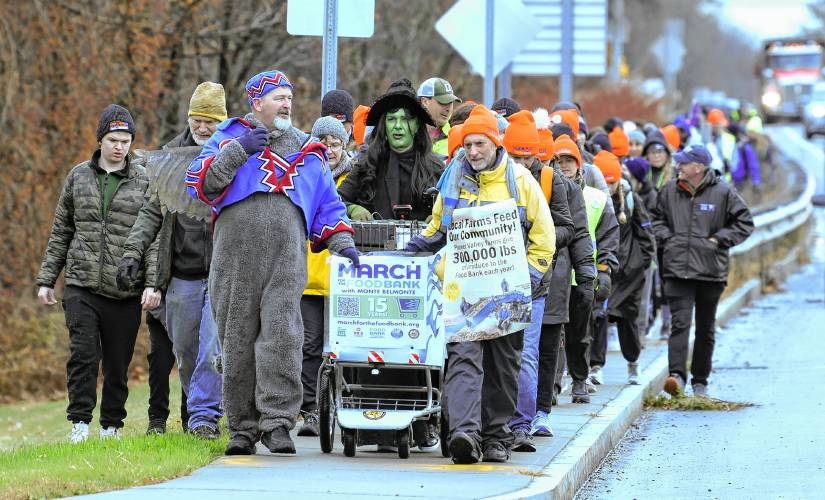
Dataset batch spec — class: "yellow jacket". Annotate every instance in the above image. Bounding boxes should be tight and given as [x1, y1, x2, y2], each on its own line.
[419, 151, 556, 274]
[304, 173, 348, 296]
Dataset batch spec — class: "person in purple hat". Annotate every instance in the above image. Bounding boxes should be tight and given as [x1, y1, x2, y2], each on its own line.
[651, 145, 753, 398]
[186, 69, 359, 456]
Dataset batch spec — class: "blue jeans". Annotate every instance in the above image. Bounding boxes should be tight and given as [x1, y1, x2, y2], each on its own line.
[166, 277, 223, 429]
[510, 297, 545, 431]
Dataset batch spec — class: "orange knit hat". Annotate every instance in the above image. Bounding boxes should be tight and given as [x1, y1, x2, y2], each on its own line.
[537, 128, 555, 162]
[550, 109, 580, 138]
[553, 135, 581, 167]
[352, 105, 370, 146]
[707, 108, 728, 126]
[503, 110, 540, 157]
[593, 150, 622, 183]
[447, 124, 463, 160]
[460, 105, 502, 148]
[609, 127, 630, 157]
[660, 124, 681, 151]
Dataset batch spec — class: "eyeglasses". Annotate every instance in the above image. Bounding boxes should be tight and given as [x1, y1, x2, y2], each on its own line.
[321, 139, 344, 151]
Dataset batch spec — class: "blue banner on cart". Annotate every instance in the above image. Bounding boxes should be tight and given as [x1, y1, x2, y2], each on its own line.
[328, 254, 445, 364]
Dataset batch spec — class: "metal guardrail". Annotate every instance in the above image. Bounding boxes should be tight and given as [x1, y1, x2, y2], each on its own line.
[731, 132, 816, 256]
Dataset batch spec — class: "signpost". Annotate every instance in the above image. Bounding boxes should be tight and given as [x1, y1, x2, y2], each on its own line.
[287, 0, 375, 99]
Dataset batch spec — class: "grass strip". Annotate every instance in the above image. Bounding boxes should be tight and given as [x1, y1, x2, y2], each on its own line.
[0, 432, 226, 499]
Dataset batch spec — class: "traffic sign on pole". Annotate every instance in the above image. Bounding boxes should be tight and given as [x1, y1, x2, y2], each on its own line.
[288, 0, 375, 101]
[511, 0, 607, 77]
[436, 0, 542, 83]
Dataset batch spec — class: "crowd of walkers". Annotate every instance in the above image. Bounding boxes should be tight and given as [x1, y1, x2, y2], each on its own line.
[35, 69, 754, 464]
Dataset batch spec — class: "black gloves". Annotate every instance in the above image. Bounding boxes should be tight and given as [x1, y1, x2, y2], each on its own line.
[116, 257, 141, 291]
[594, 270, 612, 303]
[575, 277, 595, 305]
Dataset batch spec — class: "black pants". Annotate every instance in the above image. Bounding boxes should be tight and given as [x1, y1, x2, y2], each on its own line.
[564, 285, 593, 382]
[444, 332, 523, 448]
[589, 311, 608, 368]
[300, 295, 325, 413]
[146, 311, 188, 427]
[536, 323, 563, 414]
[664, 279, 726, 385]
[63, 286, 141, 428]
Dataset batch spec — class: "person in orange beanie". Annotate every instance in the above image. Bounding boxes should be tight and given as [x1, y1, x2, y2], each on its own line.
[351, 105, 370, 147]
[554, 136, 619, 405]
[447, 124, 463, 161]
[591, 150, 655, 386]
[406, 104, 557, 464]
[502, 110, 576, 453]
[537, 129, 555, 166]
[503, 110, 540, 166]
[608, 128, 630, 158]
[550, 109, 580, 139]
[660, 124, 682, 152]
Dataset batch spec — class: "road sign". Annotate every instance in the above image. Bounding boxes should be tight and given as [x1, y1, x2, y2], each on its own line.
[651, 19, 686, 76]
[436, 0, 542, 78]
[287, 0, 375, 38]
[511, 0, 607, 76]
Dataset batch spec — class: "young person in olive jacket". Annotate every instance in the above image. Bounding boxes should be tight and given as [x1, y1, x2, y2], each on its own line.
[36, 105, 161, 443]
[651, 145, 753, 397]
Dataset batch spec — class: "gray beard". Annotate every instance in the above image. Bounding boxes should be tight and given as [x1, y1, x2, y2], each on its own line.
[192, 135, 208, 146]
[273, 116, 292, 131]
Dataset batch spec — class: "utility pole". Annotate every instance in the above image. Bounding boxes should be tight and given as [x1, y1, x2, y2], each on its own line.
[321, 0, 338, 99]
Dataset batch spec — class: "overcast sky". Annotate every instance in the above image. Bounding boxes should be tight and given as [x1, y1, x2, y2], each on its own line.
[711, 0, 822, 43]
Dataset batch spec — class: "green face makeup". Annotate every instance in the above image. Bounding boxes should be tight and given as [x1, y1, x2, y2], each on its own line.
[385, 108, 419, 153]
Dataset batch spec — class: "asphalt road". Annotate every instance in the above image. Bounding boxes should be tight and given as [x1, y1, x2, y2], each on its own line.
[576, 205, 825, 500]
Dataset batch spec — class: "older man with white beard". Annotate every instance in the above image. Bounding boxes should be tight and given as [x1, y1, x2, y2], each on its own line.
[118, 82, 228, 439]
[186, 69, 358, 456]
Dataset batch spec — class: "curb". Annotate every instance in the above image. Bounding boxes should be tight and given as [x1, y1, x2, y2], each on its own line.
[488, 277, 769, 500]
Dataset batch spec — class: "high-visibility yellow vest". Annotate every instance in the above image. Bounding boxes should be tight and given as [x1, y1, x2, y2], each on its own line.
[572, 185, 607, 285]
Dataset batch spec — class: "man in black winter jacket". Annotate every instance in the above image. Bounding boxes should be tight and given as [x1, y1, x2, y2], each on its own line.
[652, 145, 753, 397]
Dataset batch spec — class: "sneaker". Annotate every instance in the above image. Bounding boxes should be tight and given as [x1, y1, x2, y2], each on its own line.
[261, 427, 296, 454]
[586, 381, 598, 394]
[449, 432, 481, 464]
[70, 422, 89, 444]
[146, 419, 167, 435]
[100, 426, 121, 440]
[589, 366, 604, 385]
[659, 321, 671, 340]
[530, 411, 554, 437]
[692, 383, 709, 398]
[482, 441, 509, 463]
[571, 380, 591, 403]
[664, 373, 685, 397]
[297, 411, 319, 437]
[511, 429, 536, 452]
[225, 435, 256, 455]
[627, 362, 640, 385]
[191, 424, 220, 440]
[416, 424, 440, 451]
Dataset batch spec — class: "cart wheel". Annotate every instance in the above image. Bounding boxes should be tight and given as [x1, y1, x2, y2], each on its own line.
[318, 367, 335, 453]
[440, 408, 451, 458]
[342, 427, 356, 457]
[397, 427, 410, 459]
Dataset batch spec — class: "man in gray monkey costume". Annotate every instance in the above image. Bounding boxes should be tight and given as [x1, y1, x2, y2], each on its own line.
[186, 69, 359, 455]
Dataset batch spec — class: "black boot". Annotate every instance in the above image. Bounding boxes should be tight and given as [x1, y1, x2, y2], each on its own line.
[225, 435, 256, 456]
[261, 427, 296, 454]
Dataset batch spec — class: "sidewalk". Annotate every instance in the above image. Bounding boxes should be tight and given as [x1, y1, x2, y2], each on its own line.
[77, 328, 679, 500]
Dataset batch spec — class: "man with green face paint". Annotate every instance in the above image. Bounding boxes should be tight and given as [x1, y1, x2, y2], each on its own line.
[418, 77, 461, 157]
[339, 78, 444, 222]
